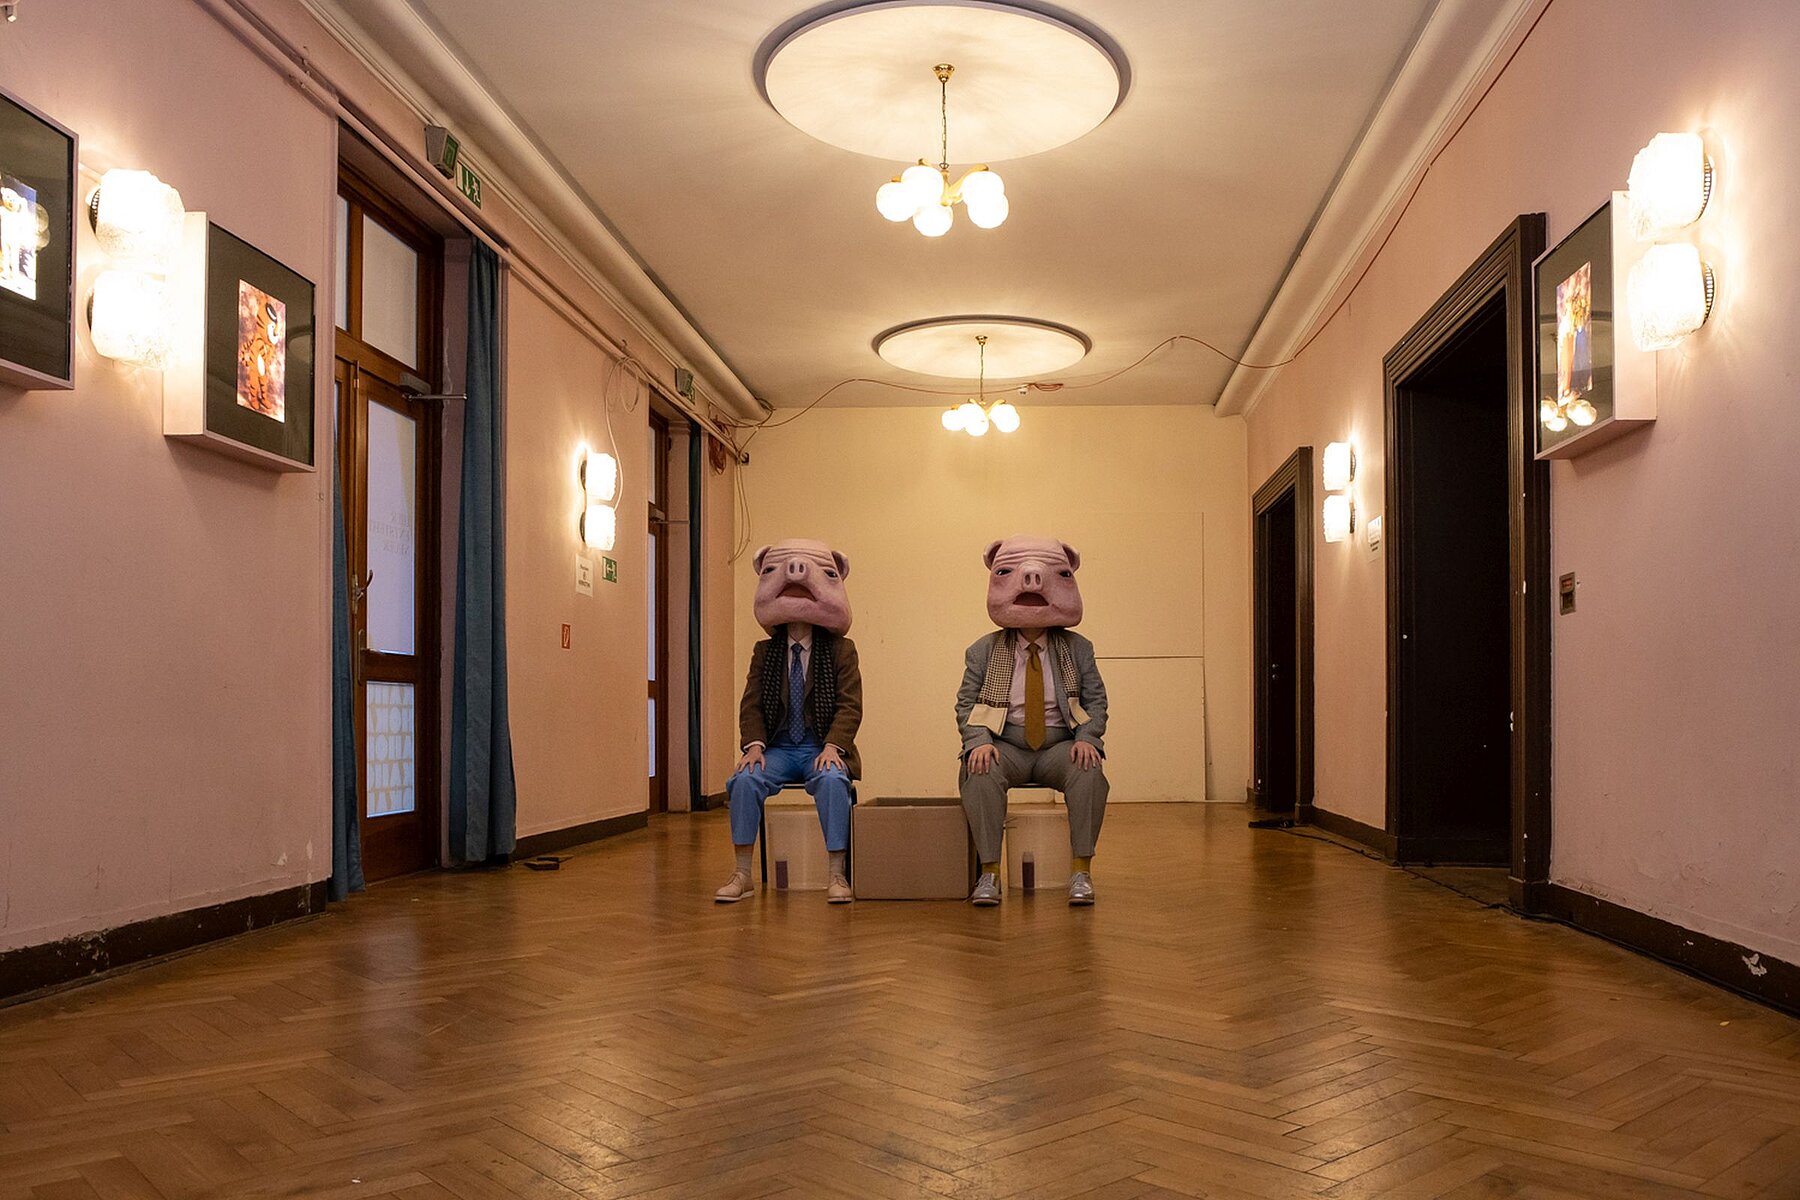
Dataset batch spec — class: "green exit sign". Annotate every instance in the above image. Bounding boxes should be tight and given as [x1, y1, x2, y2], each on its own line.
[602, 556, 618, 583]
[457, 163, 483, 208]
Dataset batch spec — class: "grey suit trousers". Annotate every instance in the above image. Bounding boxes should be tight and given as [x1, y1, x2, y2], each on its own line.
[960, 724, 1108, 864]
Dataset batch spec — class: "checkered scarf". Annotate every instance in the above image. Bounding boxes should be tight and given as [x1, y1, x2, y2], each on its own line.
[759, 630, 837, 743]
[976, 630, 1079, 712]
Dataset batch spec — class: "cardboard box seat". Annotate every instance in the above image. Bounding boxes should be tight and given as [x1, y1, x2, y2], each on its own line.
[851, 796, 979, 900]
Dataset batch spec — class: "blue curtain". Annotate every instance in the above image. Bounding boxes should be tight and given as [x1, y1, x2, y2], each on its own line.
[449, 242, 518, 863]
[330, 450, 365, 900]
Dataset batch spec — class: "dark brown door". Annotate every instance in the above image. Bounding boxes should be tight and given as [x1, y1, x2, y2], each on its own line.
[1252, 448, 1314, 822]
[646, 414, 671, 813]
[333, 165, 443, 881]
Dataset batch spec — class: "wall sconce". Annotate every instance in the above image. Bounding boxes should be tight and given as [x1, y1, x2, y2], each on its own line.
[1323, 493, 1355, 544]
[1322, 441, 1356, 492]
[578, 448, 619, 551]
[1626, 132, 1712, 242]
[581, 502, 616, 552]
[1628, 242, 1715, 351]
[87, 269, 174, 368]
[88, 169, 185, 271]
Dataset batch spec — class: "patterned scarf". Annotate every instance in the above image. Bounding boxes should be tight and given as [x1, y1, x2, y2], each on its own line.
[759, 629, 837, 744]
[976, 630, 1080, 713]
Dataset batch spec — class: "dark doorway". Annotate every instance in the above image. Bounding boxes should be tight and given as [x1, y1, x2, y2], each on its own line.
[1252, 448, 1314, 822]
[1383, 216, 1551, 886]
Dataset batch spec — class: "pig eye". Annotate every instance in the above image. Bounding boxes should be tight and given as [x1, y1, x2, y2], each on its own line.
[823, 569, 838, 579]
[1058, 570, 1073, 579]
[994, 567, 1013, 577]
[760, 565, 776, 574]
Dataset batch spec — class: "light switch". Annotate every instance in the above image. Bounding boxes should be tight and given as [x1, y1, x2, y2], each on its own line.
[1558, 572, 1577, 615]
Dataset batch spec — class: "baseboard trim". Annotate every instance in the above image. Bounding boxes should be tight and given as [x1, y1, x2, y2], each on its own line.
[1305, 805, 1398, 858]
[695, 791, 727, 812]
[1536, 883, 1797, 1017]
[1392, 834, 1511, 867]
[0, 880, 328, 1006]
[511, 810, 649, 860]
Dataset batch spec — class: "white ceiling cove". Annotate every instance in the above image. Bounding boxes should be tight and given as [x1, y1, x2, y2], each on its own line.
[358, 0, 1441, 407]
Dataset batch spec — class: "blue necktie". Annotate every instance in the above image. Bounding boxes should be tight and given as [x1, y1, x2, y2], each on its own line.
[787, 643, 807, 743]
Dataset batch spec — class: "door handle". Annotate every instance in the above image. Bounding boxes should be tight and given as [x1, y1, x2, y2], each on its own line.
[351, 569, 373, 606]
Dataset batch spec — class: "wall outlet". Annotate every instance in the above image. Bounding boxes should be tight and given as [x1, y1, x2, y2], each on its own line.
[1559, 573, 1577, 614]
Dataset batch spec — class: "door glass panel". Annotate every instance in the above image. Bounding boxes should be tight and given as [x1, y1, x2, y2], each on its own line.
[648, 698, 657, 778]
[647, 424, 660, 507]
[647, 531, 658, 681]
[361, 214, 419, 367]
[334, 196, 349, 331]
[366, 681, 417, 816]
[365, 401, 417, 654]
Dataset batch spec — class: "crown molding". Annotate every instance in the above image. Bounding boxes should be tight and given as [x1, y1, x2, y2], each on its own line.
[296, 0, 768, 420]
[1216, 0, 1553, 418]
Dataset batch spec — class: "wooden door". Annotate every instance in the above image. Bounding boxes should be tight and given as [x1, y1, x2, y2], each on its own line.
[646, 414, 671, 813]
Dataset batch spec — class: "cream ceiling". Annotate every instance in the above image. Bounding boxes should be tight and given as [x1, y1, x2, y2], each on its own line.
[361, 0, 1440, 407]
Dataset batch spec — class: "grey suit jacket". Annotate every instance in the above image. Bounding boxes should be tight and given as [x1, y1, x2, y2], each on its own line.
[955, 629, 1108, 755]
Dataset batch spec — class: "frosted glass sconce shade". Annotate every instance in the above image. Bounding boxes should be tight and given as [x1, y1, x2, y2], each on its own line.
[582, 450, 618, 504]
[1628, 242, 1715, 351]
[1323, 494, 1355, 544]
[1322, 441, 1356, 492]
[1627, 133, 1712, 242]
[90, 169, 185, 271]
[88, 269, 174, 368]
[582, 502, 616, 551]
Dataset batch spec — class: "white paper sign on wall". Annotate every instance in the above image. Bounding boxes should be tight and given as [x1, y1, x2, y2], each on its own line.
[576, 555, 595, 596]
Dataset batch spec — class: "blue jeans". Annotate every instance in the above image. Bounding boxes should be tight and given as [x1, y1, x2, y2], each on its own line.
[728, 742, 852, 852]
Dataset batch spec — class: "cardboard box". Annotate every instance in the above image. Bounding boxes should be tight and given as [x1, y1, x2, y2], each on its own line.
[1005, 802, 1071, 891]
[852, 796, 979, 900]
[764, 791, 827, 890]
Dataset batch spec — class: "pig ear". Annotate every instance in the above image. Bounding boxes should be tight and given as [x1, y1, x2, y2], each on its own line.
[751, 545, 773, 573]
[1061, 543, 1082, 572]
[982, 540, 1004, 569]
[831, 551, 850, 580]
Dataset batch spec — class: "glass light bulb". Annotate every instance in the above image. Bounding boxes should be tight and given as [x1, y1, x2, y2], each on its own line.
[1322, 441, 1356, 491]
[988, 401, 1020, 432]
[88, 269, 174, 368]
[582, 502, 617, 551]
[1322, 494, 1353, 543]
[901, 163, 943, 209]
[958, 401, 987, 435]
[941, 406, 965, 431]
[965, 193, 1009, 230]
[913, 203, 953, 237]
[1544, 410, 1569, 433]
[1627, 132, 1710, 241]
[1540, 398, 1559, 426]
[1629, 242, 1713, 351]
[875, 179, 916, 222]
[960, 168, 1004, 205]
[584, 450, 618, 503]
[91, 169, 185, 271]
[1569, 398, 1598, 427]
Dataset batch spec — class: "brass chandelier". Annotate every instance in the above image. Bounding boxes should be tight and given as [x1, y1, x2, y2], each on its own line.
[875, 65, 1009, 237]
[941, 336, 1020, 435]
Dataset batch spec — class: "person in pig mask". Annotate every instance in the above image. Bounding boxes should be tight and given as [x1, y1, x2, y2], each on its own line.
[955, 535, 1108, 906]
[715, 538, 863, 904]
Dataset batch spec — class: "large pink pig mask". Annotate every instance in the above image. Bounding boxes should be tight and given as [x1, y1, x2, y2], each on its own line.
[752, 539, 852, 636]
[985, 536, 1084, 629]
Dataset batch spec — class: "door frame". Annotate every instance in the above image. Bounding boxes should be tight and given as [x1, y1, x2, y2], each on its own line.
[647, 411, 672, 814]
[1381, 214, 1551, 903]
[1252, 447, 1315, 820]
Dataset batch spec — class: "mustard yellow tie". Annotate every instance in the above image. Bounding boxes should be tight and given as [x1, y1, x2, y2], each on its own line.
[1025, 641, 1046, 750]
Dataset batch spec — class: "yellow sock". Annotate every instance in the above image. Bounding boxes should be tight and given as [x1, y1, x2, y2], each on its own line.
[1072, 855, 1092, 874]
[981, 861, 1000, 876]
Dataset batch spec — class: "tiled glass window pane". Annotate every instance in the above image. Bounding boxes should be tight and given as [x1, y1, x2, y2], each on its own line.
[361, 214, 419, 367]
[366, 682, 417, 817]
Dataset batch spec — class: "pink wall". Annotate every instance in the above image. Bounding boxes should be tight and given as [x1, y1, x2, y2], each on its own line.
[1245, 0, 1800, 962]
[0, 0, 336, 950]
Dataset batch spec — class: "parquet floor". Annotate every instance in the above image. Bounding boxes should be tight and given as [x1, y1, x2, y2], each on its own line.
[2, 805, 1798, 1199]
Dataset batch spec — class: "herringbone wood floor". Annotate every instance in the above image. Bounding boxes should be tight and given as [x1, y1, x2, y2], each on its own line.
[2, 805, 1798, 1199]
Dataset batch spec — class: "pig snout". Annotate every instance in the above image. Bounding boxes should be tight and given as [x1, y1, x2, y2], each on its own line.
[785, 558, 808, 580]
[1021, 566, 1044, 591]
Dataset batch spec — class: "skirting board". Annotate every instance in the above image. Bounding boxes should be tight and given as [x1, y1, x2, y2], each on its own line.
[511, 810, 649, 860]
[1536, 883, 1797, 1018]
[696, 791, 728, 812]
[1305, 805, 1399, 859]
[0, 880, 328, 1007]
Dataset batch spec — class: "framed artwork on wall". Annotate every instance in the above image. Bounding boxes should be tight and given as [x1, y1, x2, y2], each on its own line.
[1533, 194, 1655, 459]
[0, 86, 78, 390]
[166, 213, 317, 471]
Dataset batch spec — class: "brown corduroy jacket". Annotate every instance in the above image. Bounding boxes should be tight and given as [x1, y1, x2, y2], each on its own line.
[738, 635, 863, 779]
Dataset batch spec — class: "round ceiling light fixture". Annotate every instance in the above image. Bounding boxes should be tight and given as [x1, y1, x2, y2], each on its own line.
[760, 2, 1126, 236]
[874, 315, 1090, 380]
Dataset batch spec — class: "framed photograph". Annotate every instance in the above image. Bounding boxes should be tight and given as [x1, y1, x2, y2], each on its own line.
[166, 214, 316, 471]
[0, 86, 78, 390]
[1533, 194, 1655, 459]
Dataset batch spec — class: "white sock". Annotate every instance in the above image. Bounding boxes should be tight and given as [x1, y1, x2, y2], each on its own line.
[735, 846, 753, 876]
[828, 850, 847, 879]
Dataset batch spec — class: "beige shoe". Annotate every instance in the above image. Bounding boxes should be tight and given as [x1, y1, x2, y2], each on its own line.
[714, 871, 754, 903]
[826, 875, 853, 904]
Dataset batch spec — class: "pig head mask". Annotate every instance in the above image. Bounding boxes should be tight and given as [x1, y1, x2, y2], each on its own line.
[752, 539, 852, 635]
[985, 535, 1083, 629]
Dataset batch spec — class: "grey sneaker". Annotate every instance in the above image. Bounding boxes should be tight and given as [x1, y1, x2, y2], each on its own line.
[1068, 871, 1095, 906]
[970, 872, 1002, 906]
